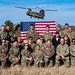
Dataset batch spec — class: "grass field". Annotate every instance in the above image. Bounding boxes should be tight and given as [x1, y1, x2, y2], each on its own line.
[0, 65, 75, 75]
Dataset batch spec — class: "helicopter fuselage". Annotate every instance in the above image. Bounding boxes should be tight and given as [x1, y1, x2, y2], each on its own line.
[26, 9, 44, 19]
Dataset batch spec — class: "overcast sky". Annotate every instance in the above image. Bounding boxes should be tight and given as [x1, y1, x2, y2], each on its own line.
[0, 0, 75, 26]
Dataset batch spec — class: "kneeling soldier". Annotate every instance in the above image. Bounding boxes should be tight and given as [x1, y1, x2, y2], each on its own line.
[21, 40, 33, 67]
[70, 38, 75, 66]
[41, 39, 55, 67]
[56, 38, 70, 68]
[0, 39, 8, 67]
[9, 40, 20, 66]
[32, 44, 44, 67]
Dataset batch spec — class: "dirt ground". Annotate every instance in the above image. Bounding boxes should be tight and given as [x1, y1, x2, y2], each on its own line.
[0, 65, 75, 75]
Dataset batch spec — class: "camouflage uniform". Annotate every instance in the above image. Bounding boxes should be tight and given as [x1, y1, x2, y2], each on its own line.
[36, 42, 45, 50]
[0, 45, 8, 67]
[32, 50, 44, 67]
[42, 44, 55, 67]
[15, 30, 21, 38]
[9, 46, 20, 66]
[57, 24, 63, 37]
[28, 43, 36, 52]
[21, 49, 33, 67]
[62, 29, 68, 37]
[70, 45, 75, 66]
[17, 41, 24, 52]
[58, 30, 63, 37]
[42, 32, 52, 41]
[5, 30, 13, 42]
[56, 44, 70, 67]
[0, 31, 7, 40]
[67, 31, 75, 42]
[26, 30, 38, 43]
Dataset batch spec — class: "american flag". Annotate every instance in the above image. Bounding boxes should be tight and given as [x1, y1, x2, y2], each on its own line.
[20, 21, 56, 40]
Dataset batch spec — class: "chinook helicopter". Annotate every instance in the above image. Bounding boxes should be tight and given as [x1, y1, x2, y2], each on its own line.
[15, 6, 57, 19]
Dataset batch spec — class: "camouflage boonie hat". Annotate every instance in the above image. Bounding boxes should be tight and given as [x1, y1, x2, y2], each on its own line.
[23, 40, 28, 44]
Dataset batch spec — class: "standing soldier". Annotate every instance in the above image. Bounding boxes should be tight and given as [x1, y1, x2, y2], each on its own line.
[21, 40, 33, 67]
[0, 25, 7, 43]
[5, 25, 13, 42]
[62, 23, 69, 37]
[56, 38, 70, 68]
[9, 41, 20, 66]
[57, 24, 63, 37]
[26, 24, 38, 43]
[0, 39, 8, 67]
[70, 38, 75, 66]
[41, 39, 55, 67]
[14, 24, 21, 38]
[67, 27, 75, 42]
[52, 31, 61, 49]
[32, 44, 44, 67]
[42, 25, 52, 42]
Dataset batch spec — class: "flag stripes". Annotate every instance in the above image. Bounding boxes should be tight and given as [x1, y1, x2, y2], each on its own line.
[20, 21, 56, 40]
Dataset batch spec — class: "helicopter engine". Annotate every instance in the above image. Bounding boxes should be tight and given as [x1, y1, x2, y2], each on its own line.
[39, 10, 45, 17]
[26, 9, 32, 15]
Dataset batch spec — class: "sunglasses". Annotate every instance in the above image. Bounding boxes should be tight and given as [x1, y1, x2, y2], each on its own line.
[24, 44, 28, 46]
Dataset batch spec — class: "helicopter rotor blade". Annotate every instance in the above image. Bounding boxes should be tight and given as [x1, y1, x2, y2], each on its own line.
[36, 6, 42, 9]
[45, 9, 58, 11]
[15, 6, 28, 9]
[36, 6, 58, 11]
[15, 6, 36, 9]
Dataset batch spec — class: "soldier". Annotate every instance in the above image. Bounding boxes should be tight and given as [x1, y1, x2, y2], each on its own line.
[62, 23, 69, 37]
[26, 24, 38, 43]
[14, 24, 21, 38]
[57, 24, 63, 37]
[0, 25, 7, 42]
[9, 40, 20, 66]
[70, 38, 75, 66]
[52, 31, 61, 49]
[27, 36, 35, 52]
[21, 40, 33, 67]
[67, 27, 75, 42]
[42, 25, 52, 42]
[5, 25, 13, 42]
[41, 39, 55, 67]
[36, 36, 45, 49]
[32, 44, 44, 67]
[56, 38, 70, 68]
[17, 36, 24, 52]
[64, 35, 70, 46]
[0, 39, 8, 67]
